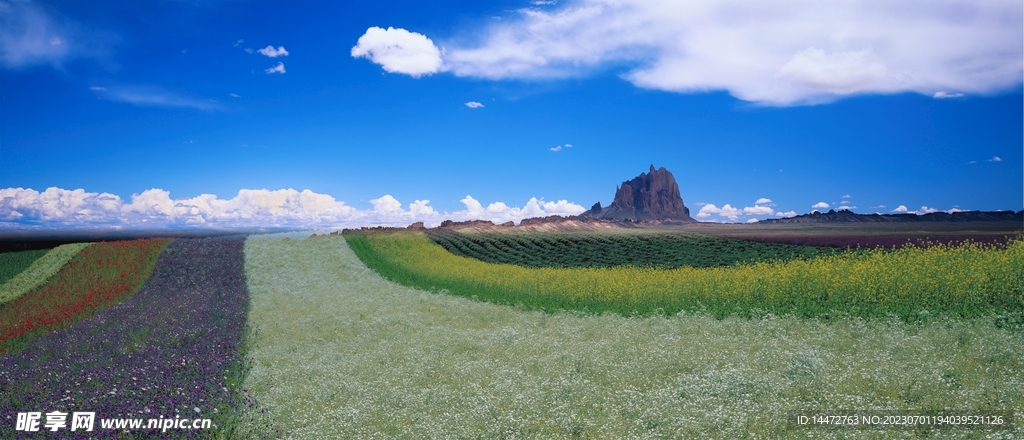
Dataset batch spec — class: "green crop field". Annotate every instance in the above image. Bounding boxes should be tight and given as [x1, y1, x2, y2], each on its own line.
[425, 229, 849, 268]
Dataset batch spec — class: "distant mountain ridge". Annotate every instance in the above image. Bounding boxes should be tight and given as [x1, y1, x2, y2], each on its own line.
[758, 209, 1024, 224]
[579, 165, 694, 223]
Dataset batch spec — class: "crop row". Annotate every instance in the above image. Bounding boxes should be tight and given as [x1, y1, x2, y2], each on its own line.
[0, 239, 168, 354]
[348, 230, 1024, 321]
[425, 229, 847, 269]
[0, 237, 259, 439]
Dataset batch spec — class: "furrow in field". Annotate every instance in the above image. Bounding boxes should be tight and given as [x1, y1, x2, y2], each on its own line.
[243, 234, 1024, 439]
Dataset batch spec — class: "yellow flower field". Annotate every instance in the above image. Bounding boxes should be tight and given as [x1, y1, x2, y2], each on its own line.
[347, 231, 1024, 320]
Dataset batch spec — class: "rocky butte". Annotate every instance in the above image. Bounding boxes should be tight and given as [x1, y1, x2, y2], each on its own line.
[579, 165, 694, 223]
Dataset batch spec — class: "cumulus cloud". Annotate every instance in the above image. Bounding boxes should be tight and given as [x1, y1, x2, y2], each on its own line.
[775, 210, 797, 218]
[550, 145, 562, 152]
[351, 26, 442, 77]
[988, 156, 1002, 162]
[265, 62, 286, 74]
[889, 205, 940, 215]
[434, 0, 1022, 105]
[745, 218, 759, 223]
[465, 101, 484, 108]
[257, 45, 289, 57]
[742, 205, 774, 215]
[754, 198, 772, 205]
[696, 203, 742, 221]
[842, 194, 851, 199]
[0, 187, 587, 230]
[837, 205, 856, 211]
[933, 91, 964, 99]
[811, 202, 830, 209]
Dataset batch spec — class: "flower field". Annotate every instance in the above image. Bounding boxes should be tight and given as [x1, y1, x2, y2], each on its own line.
[346, 230, 1024, 321]
[0, 231, 1021, 438]
[0, 237, 257, 439]
[0, 240, 168, 354]
[243, 233, 1024, 438]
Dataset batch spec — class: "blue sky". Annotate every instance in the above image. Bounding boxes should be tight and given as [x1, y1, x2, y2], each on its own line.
[1, 0, 1021, 231]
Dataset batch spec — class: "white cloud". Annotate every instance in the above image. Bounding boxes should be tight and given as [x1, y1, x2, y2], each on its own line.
[933, 91, 964, 99]
[696, 203, 742, 221]
[433, 0, 1022, 105]
[351, 26, 442, 77]
[233, 39, 244, 47]
[95, 85, 221, 111]
[257, 45, 289, 57]
[465, 101, 484, 108]
[871, 205, 886, 209]
[230, 93, 240, 98]
[265, 62, 286, 74]
[988, 156, 1002, 162]
[564, 143, 573, 147]
[811, 202, 830, 209]
[775, 211, 797, 218]
[754, 198, 772, 205]
[892, 204, 962, 214]
[745, 218, 759, 223]
[1, 187, 587, 230]
[88, 86, 106, 91]
[550, 145, 562, 152]
[532, 0, 558, 4]
[0, 1, 72, 68]
[837, 205, 856, 211]
[408, 199, 436, 216]
[742, 205, 774, 215]
[370, 195, 404, 214]
[842, 194, 851, 199]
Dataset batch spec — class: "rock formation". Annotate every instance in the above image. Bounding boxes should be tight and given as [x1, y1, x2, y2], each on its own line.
[579, 165, 693, 222]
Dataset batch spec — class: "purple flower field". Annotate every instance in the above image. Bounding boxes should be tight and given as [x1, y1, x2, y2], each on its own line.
[0, 237, 255, 439]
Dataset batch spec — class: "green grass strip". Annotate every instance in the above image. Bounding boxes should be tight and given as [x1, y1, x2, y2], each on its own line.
[345, 230, 1024, 322]
[0, 243, 91, 305]
[0, 249, 49, 284]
